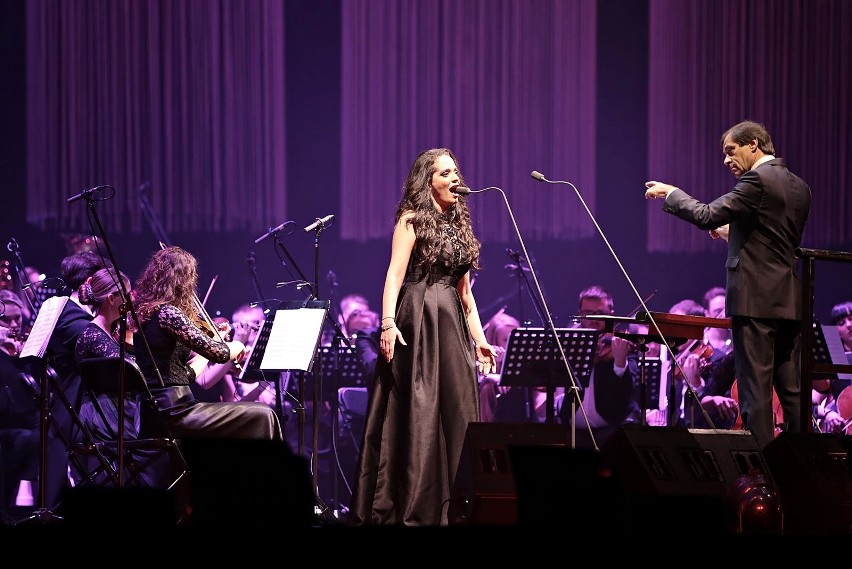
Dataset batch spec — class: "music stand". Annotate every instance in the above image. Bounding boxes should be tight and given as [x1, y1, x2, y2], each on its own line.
[249, 300, 327, 513]
[17, 296, 116, 524]
[812, 320, 852, 381]
[636, 357, 662, 411]
[303, 346, 366, 400]
[500, 327, 599, 423]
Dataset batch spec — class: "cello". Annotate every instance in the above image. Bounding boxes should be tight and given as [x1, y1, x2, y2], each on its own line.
[729, 379, 784, 436]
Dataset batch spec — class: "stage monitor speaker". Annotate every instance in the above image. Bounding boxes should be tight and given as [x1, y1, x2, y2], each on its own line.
[448, 422, 569, 525]
[180, 437, 315, 527]
[762, 432, 852, 535]
[508, 443, 623, 531]
[601, 425, 766, 535]
[688, 428, 772, 485]
[63, 486, 179, 528]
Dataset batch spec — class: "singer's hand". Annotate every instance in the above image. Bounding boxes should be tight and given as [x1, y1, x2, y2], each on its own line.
[381, 326, 406, 362]
[475, 342, 498, 376]
[644, 180, 678, 200]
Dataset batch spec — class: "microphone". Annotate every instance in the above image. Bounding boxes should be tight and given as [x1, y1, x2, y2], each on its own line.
[505, 247, 523, 261]
[530, 171, 547, 182]
[450, 186, 471, 195]
[67, 185, 107, 204]
[254, 221, 295, 244]
[303, 214, 335, 232]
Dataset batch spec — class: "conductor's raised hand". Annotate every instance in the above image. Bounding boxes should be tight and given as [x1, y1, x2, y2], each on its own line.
[644, 180, 678, 200]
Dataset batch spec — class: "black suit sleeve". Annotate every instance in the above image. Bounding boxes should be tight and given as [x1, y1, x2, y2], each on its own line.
[354, 327, 381, 391]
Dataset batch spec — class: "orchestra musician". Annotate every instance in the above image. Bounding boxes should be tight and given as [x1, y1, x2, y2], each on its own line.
[647, 299, 739, 429]
[555, 285, 640, 447]
[812, 301, 852, 434]
[0, 290, 67, 514]
[131, 246, 282, 441]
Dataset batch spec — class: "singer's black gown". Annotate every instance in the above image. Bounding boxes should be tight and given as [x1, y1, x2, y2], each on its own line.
[349, 229, 480, 526]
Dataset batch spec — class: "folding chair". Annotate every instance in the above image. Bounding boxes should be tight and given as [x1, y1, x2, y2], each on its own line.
[69, 357, 188, 492]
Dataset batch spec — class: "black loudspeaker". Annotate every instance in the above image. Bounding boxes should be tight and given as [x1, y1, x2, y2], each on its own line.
[448, 422, 569, 525]
[762, 432, 852, 535]
[63, 486, 179, 528]
[508, 443, 622, 531]
[602, 425, 770, 535]
[179, 437, 315, 527]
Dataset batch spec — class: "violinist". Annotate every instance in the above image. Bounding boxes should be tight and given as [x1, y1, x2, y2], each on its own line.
[0, 289, 67, 514]
[191, 304, 268, 404]
[132, 246, 282, 441]
[555, 285, 641, 446]
[651, 299, 740, 429]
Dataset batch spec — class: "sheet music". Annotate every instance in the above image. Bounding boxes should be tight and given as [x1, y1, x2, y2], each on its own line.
[259, 307, 325, 371]
[19, 295, 69, 359]
[820, 325, 852, 380]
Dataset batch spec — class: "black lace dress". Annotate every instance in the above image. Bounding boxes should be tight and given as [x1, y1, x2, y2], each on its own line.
[74, 323, 175, 487]
[75, 323, 142, 443]
[350, 219, 480, 526]
[133, 304, 282, 440]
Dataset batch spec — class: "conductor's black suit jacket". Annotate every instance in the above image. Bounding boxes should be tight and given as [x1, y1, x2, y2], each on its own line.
[663, 158, 811, 320]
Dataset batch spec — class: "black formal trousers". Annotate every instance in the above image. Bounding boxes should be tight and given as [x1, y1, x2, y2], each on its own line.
[732, 315, 801, 449]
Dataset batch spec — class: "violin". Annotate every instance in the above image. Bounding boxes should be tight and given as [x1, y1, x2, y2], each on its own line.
[595, 333, 614, 363]
[595, 333, 638, 364]
[673, 340, 714, 379]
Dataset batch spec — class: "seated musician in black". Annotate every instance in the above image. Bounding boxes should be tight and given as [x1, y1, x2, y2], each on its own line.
[73, 267, 175, 488]
[556, 285, 640, 447]
[0, 290, 67, 514]
[131, 246, 282, 441]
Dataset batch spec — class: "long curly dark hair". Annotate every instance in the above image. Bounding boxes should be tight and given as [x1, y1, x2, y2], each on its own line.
[134, 246, 199, 323]
[395, 148, 481, 271]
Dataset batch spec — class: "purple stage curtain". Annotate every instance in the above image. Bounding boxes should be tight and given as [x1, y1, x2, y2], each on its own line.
[646, 0, 852, 252]
[26, 0, 287, 234]
[340, 0, 598, 242]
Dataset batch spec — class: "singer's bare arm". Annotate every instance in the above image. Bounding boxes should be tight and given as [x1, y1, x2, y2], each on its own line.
[380, 212, 414, 361]
[457, 273, 497, 376]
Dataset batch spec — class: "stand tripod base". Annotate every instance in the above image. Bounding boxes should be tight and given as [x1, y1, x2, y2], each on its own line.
[14, 507, 64, 526]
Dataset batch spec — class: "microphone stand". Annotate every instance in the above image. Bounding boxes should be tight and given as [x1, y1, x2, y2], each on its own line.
[6, 239, 39, 318]
[138, 181, 172, 247]
[305, 221, 351, 522]
[246, 252, 267, 308]
[530, 172, 717, 431]
[455, 187, 594, 450]
[505, 249, 548, 422]
[269, 229, 347, 522]
[75, 188, 135, 487]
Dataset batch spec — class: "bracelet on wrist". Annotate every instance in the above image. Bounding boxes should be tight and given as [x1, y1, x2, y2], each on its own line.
[381, 316, 395, 321]
[381, 322, 396, 332]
